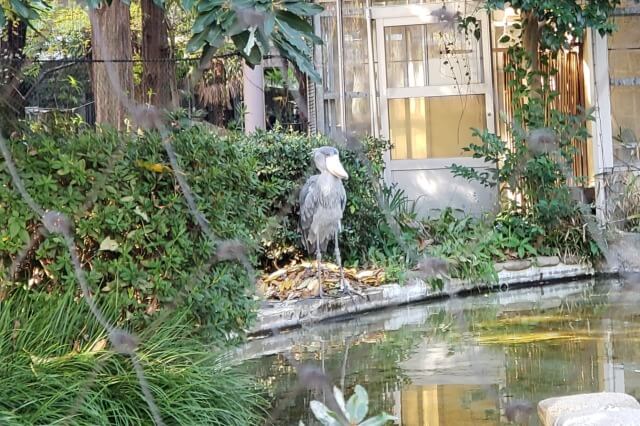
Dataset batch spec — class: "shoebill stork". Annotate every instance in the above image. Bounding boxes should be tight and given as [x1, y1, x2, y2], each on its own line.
[299, 146, 350, 298]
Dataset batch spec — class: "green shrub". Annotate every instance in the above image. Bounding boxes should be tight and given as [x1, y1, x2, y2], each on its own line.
[0, 126, 265, 339]
[0, 288, 266, 425]
[423, 209, 499, 283]
[1, 126, 405, 338]
[449, 34, 601, 264]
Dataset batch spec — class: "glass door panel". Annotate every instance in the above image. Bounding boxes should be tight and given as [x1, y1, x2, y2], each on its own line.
[426, 23, 484, 86]
[389, 94, 487, 160]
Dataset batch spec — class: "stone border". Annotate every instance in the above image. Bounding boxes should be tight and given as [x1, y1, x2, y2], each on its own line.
[249, 261, 594, 335]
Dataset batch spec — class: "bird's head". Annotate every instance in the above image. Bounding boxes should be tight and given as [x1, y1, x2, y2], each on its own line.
[312, 146, 349, 180]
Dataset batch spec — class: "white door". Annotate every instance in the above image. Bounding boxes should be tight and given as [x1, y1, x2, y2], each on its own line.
[373, 3, 497, 216]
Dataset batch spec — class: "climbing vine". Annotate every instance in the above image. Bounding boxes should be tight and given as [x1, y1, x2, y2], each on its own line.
[448, 1, 632, 259]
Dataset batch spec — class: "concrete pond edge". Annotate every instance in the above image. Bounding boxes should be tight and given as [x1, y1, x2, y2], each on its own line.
[249, 259, 596, 336]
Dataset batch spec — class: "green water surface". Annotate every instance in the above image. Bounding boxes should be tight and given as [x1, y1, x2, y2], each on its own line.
[241, 276, 640, 425]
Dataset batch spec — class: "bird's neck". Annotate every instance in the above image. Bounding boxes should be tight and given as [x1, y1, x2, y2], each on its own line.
[319, 170, 339, 181]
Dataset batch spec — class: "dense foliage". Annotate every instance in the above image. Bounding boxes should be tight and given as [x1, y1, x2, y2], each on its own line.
[450, 3, 605, 270]
[0, 288, 266, 425]
[0, 124, 403, 338]
[185, 0, 322, 81]
[1, 126, 264, 339]
[482, 0, 630, 51]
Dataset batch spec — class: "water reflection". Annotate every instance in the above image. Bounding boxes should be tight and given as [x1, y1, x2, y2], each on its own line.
[240, 277, 640, 425]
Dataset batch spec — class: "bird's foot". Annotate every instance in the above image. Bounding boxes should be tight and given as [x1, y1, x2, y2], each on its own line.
[316, 284, 324, 299]
[340, 279, 365, 299]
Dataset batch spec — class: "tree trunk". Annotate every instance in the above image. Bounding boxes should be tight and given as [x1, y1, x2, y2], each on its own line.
[141, 0, 177, 109]
[89, 0, 134, 130]
[0, 19, 28, 136]
[522, 11, 542, 97]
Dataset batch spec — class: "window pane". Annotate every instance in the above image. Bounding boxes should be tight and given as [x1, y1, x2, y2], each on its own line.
[426, 23, 484, 86]
[343, 0, 371, 136]
[385, 26, 407, 62]
[387, 62, 407, 87]
[385, 25, 428, 88]
[608, 15, 640, 166]
[407, 61, 425, 87]
[389, 95, 486, 159]
[385, 22, 483, 88]
[406, 25, 425, 61]
[320, 4, 338, 92]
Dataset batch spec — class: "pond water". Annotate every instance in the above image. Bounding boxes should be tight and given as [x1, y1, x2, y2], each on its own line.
[239, 276, 640, 425]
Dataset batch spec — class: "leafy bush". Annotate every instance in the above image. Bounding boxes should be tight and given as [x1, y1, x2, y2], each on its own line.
[1, 126, 404, 338]
[422, 206, 598, 284]
[0, 288, 266, 425]
[1, 126, 265, 339]
[450, 25, 601, 264]
[423, 209, 500, 283]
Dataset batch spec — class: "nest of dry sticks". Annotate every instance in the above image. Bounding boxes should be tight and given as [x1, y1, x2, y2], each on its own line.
[257, 261, 385, 301]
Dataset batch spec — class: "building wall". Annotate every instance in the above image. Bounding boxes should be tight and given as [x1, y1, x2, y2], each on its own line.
[608, 9, 640, 168]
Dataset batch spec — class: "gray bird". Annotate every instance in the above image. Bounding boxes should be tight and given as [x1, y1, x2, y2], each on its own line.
[299, 146, 349, 298]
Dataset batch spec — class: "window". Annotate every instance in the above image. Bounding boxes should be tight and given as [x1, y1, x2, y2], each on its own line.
[389, 94, 486, 160]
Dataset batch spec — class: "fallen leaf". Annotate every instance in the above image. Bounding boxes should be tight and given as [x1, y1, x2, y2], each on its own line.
[99, 237, 120, 252]
[134, 206, 149, 222]
[135, 160, 172, 174]
[266, 269, 287, 282]
[89, 339, 107, 353]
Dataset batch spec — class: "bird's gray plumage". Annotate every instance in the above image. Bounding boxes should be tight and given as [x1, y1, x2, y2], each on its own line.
[299, 148, 347, 254]
[298, 146, 349, 297]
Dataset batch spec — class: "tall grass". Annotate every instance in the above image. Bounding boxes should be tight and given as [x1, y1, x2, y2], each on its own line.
[0, 288, 266, 425]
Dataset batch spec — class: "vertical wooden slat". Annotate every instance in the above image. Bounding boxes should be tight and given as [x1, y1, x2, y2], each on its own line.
[501, 47, 590, 186]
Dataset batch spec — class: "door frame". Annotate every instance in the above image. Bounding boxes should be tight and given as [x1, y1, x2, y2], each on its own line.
[372, 3, 495, 183]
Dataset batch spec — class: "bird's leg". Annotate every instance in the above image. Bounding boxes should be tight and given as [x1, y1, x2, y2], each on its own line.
[316, 239, 323, 299]
[334, 231, 348, 295]
[335, 231, 365, 299]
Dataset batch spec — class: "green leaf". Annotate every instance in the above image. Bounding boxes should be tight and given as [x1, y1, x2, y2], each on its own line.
[10, 0, 34, 19]
[274, 36, 320, 81]
[359, 413, 398, 426]
[332, 387, 347, 417]
[196, 0, 223, 12]
[498, 34, 511, 44]
[276, 10, 315, 35]
[205, 26, 224, 47]
[283, 0, 323, 16]
[9, 221, 21, 238]
[243, 28, 258, 56]
[309, 401, 341, 426]
[232, 0, 255, 9]
[255, 26, 270, 51]
[346, 385, 368, 423]
[263, 12, 275, 36]
[187, 29, 209, 52]
[232, 31, 262, 64]
[193, 11, 216, 34]
[0, 7, 6, 28]
[19, 229, 30, 244]
[275, 20, 311, 55]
